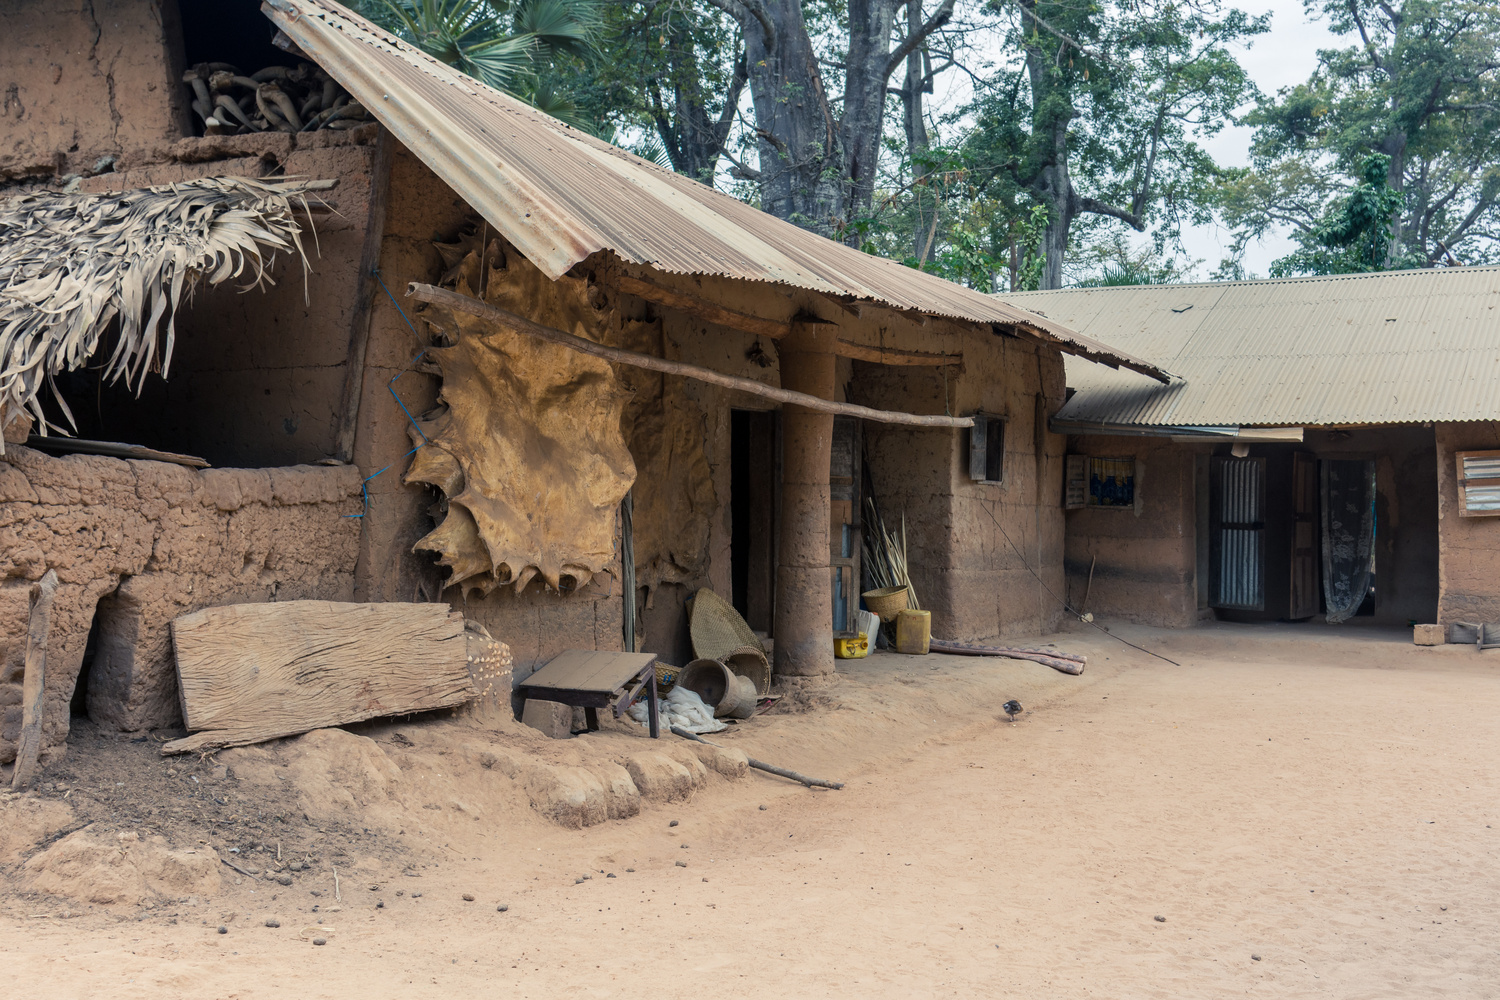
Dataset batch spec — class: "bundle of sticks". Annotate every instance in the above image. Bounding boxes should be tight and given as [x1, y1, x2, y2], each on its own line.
[863, 497, 920, 610]
[183, 62, 368, 136]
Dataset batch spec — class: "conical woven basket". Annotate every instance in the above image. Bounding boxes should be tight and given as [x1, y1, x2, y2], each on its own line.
[689, 588, 772, 694]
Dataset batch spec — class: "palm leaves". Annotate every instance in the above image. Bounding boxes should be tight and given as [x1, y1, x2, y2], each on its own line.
[0, 177, 321, 441]
[358, 0, 600, 127]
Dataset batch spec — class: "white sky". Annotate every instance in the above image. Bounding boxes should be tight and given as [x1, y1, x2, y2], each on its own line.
[1178, 0, 1342, 278]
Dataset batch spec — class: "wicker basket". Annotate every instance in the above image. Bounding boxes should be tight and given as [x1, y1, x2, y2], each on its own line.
[724, 645, 772, 695]
[654, 661, 679, 692]
[862, 585, 910, 619]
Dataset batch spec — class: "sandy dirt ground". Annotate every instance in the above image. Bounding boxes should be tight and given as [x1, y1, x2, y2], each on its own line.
[3, 621, 1498, 999]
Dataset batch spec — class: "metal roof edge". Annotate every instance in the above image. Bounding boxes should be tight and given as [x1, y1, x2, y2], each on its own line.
[263, 0, 1174, 383]
[1000, 264, 1500, 297]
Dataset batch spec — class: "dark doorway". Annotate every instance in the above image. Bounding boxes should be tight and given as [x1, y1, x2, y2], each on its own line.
[730, 410, 777, 633]
[176, 0, 289, 84]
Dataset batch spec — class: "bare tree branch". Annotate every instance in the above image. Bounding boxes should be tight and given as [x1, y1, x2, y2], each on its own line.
[703, 0, 775, 49]
[883, 0, 956, 81]
[1077, 196, 1146, 231]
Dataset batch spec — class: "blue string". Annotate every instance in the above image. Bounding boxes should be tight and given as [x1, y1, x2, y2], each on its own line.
[345, 270, 437, 518]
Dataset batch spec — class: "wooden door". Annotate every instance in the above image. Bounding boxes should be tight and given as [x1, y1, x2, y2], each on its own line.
[1289, 452, 1319, 618]
[1210, 456, 1266, 610]
[829, 416, 862, 634]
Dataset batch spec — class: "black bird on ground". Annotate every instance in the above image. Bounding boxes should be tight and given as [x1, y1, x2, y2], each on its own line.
[1002, 699, 1023, 723]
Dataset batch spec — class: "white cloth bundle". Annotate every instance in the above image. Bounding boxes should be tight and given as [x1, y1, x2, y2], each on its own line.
[626, 684, 727, 734]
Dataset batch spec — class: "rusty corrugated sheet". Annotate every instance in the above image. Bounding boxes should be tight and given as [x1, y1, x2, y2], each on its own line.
[1007, 267, 1500, 426]
[259, 0, 1166, 382]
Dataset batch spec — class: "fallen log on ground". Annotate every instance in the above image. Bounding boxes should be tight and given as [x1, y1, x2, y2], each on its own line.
[670, 725, 844, 789]
[163, 601, 477, 754]
[928, 639, 1086, 675]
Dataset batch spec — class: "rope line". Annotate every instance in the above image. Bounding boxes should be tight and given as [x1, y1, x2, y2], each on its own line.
[345, 271, 434, 518]
[977, 500, 1181, 666]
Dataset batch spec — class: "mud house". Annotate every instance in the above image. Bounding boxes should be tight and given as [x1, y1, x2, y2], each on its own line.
[0, 0, 1164, 763]
[1004, 269, 1500, 632]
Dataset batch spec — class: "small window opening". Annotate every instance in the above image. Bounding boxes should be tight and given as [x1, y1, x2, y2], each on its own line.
[1064, 455, 1136, 509]
[968, 415, 1006, 484]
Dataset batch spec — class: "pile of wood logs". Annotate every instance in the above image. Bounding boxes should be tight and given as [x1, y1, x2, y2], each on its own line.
[183, 62, 369, 136]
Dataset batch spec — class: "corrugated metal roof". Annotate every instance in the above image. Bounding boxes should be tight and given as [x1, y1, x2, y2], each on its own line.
[1006, 267, 1500, 426]
[260, 0, 1165, 382]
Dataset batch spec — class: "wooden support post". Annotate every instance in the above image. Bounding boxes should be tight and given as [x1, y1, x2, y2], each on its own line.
[11, 570, 58, 791]
[334, 127, 394, 464]
[773, 322, 838, 679]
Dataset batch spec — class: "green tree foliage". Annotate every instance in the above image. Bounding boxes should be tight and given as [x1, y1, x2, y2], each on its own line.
[355, 0, 602, 127]
[569, 4, 749, 183]
[956, 0, 1266, 288]
[1268, 153, 1407, 275]
[1221, 0, 1500, 269]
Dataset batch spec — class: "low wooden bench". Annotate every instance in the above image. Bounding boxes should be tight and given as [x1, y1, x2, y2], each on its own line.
[515, 650, 660, 738]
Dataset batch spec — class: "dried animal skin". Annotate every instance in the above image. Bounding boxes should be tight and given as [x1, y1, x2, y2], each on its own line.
[410, 255, 635, 594]
[627, 385, 715, 598]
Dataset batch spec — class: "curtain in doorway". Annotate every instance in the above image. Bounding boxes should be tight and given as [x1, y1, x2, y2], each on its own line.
[1321, 459, 1376, 623]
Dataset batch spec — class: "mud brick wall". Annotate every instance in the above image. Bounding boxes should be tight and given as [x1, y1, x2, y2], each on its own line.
[856, 333, 1068, 642]
[1436, 422, 1500, 625]
[0, 0, 190, 180]
[1062, 435, 1203, 629]
[0, 447, 362, 763]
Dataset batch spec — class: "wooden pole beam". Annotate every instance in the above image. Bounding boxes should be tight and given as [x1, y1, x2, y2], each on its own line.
[834, 339, 961, 366]
[11, 569, 58, 791]
[611, 274, 791, 341]
[334, 128, 394, 464]
[407, 284, 973, 429]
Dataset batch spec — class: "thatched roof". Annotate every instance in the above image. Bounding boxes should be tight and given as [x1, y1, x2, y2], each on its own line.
[0, 176, 324, 440]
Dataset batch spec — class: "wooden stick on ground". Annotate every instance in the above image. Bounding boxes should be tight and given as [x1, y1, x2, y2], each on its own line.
[670, 726, 844, 789]
[11, 570, 58, 791]
[222, 857, 261, 880]
[406, 283, 974, 429]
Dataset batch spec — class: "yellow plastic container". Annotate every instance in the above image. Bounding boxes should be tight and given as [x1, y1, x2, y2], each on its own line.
[895, 609, 931, 655]
[834, 633, 871, 659]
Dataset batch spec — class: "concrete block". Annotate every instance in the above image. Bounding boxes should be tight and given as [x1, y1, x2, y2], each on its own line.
[1413, 624, 1444, 646]
[520, 698, 573, 739]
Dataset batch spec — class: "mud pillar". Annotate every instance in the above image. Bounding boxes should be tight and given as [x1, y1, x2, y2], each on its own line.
[774, 321, 837, 679]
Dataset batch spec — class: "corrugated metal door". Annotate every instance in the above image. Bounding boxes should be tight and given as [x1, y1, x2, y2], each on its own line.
[1211, 457, 1266, 610]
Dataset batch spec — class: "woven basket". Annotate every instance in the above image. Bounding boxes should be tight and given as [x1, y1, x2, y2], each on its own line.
[862, 585, 910, 619]
[654, 662, 679, 692]
[689, 588, 773, 695]
[724, 645, 772, 695]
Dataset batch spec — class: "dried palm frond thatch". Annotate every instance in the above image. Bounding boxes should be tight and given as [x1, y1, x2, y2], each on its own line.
[0, 175, 327, 444]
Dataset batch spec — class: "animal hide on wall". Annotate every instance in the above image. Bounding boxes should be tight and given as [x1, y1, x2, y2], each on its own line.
[616, 367, 717, 600]
[405, 242, 635, 595]
[407, 233, 716, 602]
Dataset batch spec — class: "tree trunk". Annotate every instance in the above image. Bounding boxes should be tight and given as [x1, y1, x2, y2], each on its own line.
[1380, 130, 1409, 267]
[900, 0, 931, 258]
[1024, 34, 1076, 290]
[655, 46, 747, 184]
[842, 0, 903, 240]
[744, 0, 844, 234]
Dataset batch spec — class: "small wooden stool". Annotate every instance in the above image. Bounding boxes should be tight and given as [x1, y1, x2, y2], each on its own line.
[515, 650, 660, 738]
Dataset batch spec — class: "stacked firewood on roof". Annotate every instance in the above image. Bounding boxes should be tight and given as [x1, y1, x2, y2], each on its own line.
[183, 62, 369, 136]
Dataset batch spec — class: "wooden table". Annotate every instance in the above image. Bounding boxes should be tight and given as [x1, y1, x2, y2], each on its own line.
[515, 650, 660, 738]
